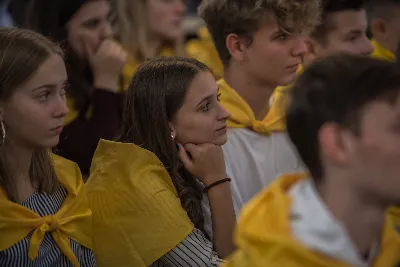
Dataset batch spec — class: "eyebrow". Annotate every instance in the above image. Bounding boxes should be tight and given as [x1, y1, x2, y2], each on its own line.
[196, 86, 220, 108]
[32, 80, 68, 92]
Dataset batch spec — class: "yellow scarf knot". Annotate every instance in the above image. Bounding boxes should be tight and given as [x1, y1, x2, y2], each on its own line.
[218, 79, 287, 134]
[0, 155, 93, 267]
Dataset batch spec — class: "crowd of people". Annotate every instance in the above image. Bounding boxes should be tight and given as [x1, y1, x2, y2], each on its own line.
[0, 0, 400, 266]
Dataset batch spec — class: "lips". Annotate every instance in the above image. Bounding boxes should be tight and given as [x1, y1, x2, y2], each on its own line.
[287, 64, 300, 72]
[216, 125, 227, 132]
[51, 125, 64, 134]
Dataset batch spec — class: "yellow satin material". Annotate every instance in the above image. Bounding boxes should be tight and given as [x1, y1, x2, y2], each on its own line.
[224, 173, 400, 267]
[86, 139, 194, 266]
[0, 154, 93, 267]
[371, 39, 396, 62]
[187, 27, 224, 79]
[218, 79, 287, 134]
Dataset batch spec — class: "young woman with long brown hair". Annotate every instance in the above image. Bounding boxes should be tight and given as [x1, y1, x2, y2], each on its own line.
[0, 28, 94, 267]
[86, 57, 236, 266]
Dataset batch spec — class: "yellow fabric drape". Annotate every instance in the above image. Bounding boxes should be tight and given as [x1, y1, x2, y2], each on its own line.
[224, 173, 400, 267]
[187, 27, 224, 80]
[85, 139, 194, 266]
[371, 39, 396, 62]
[0, 154, 93, 267]
[218, 79, 287, 134]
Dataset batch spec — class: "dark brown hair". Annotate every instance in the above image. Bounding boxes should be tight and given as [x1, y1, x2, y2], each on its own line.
[118, 57, 211, 235]
[0, 28, 63, 202]
[287, 54, 400, 181]
[199, 0, 321, 66]
[27, 0, 94, 113]
[311, 0, 365, 43]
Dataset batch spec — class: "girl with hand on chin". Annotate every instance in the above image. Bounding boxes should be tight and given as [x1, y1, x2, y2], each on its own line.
[86, 57, 236, 267]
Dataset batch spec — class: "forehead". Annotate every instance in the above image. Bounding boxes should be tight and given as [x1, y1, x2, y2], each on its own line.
[15, 54, 67, 92]
[362, 97, 400, 129]
[327, 9, 367, 35]
[71, 0, 110, 21]
[183, 71, 218, 103]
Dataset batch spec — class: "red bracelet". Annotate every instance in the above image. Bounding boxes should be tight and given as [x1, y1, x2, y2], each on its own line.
[203, 178, 231, 193]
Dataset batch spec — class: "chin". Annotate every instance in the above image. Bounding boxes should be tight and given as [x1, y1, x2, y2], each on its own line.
[279, 73, 298, 86]
[41, 136, 60, 149]
[214, 135, 228, 146]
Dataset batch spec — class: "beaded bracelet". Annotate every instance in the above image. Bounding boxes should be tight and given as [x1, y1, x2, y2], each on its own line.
[203, 178, 231, 193]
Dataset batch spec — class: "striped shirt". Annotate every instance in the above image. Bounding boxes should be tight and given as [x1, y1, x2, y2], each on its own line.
[149, 228, 225, 267]
[0, 185, 96, 267]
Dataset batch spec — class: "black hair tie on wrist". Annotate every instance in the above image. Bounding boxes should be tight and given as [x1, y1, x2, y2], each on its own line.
[203, 178, 231, 193]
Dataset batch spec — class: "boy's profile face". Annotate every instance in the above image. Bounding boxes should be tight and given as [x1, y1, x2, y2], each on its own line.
[315, 9, 373, 57]
[326, 97, 400, 205]
[240, 21, 308, 87]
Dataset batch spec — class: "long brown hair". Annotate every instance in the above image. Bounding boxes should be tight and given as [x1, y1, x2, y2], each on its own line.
[0, 28, 62, 202]
[118, 57, 210, 235]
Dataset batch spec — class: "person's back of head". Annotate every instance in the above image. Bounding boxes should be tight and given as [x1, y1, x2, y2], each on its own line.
[199, 0, 321, 87]
[306, 0, 373, 58]
[0, 28, 66, 202]
[287, 54, 400, 205]
[365, 0, 400, 55]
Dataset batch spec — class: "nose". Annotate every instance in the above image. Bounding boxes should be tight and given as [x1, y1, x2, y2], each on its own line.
[101, 21, 114, 40]
[53, 96, 69, 119]
[175, 0, 186, 14]
[360, 36, 374, 56]
[218, 103, 231, 121]
[291, 36, 308, 57]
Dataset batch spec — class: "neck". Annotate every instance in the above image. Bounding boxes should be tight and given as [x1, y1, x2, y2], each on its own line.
[317, 173, 386, 256]
[224, 65, 276, 120]
[2, 137, 33, 187]
[146, 32, 164, 58]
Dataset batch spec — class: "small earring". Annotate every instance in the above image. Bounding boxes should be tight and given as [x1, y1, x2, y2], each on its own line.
[1, 121, 5, 147]
[171, 132, 175, 140]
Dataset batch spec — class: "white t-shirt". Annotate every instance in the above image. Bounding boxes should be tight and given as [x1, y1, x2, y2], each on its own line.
[223, 128, 305, 214]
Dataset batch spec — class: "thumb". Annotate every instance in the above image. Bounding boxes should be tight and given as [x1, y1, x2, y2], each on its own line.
[178, 144, 194, 172]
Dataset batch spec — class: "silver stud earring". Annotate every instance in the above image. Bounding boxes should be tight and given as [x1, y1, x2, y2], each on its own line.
[1, 121, 5, 147]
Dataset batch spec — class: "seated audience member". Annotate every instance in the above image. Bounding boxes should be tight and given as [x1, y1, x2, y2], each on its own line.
[86, 57, 236, 266]
[28, 0, 127, 176]
[366, 0, 400, 61]
[0, 28, 94, 267]
[270, 0, 374, 148]
[224, 54, 400, 267]
[198, 0, 321, 213]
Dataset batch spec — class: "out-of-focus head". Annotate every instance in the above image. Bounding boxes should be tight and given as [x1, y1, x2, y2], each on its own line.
[28, 0, 114, 61]
[115, 0, 186, 60]
[287, 54, 400, 205]
[366, 0, 400, 56]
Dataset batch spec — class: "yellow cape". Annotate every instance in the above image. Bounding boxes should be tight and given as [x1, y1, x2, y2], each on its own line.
[186, 27, 224, 80]
[224, 173, 400, 267]
[218, 79, 287, 134]
[85, 139, 194, 266]
[371, 39, 396, 62]
[0, 154, 93, 267]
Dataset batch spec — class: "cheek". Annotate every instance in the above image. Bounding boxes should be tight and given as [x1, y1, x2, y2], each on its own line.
[4, 103, 44, 138]
[68, 29, 99, 59]
[176, 114, 216, 144]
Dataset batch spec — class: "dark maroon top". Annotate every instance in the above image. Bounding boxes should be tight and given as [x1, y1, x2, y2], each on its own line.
[56, 89, 124, 176]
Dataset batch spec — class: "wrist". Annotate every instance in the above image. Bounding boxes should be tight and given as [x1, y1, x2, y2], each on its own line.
[203, 177, 231, 194]
[94, 74, 119, 91]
